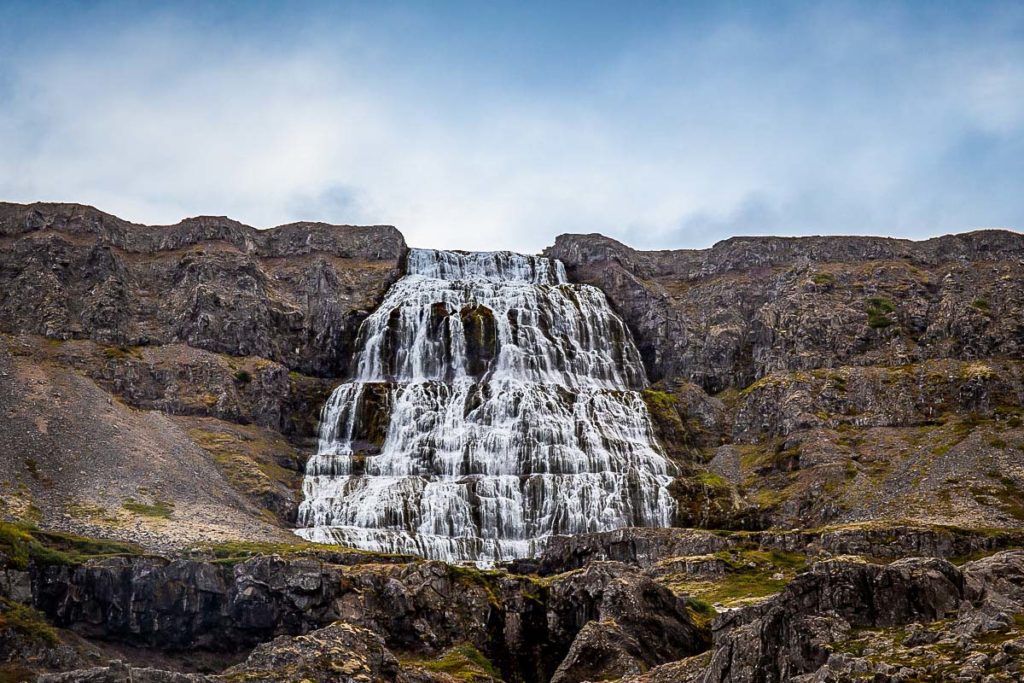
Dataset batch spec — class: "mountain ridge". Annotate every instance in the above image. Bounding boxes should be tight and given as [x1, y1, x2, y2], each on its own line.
[2, 201, 1023, 682]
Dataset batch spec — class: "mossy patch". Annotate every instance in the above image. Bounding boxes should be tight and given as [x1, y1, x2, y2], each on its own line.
[811, 272, 835, 286]
[0, 597, 59, 646]
[657, 549, 807, 607]
[101, 344, 143, 360]
[0, 521, 141, 569]
[403, 644, 501, 682]
[866, 296, 896, 329]
[184, 420, 305, 523]
[122, 498, 174, 519]
[196, 539, 321, 565]
[449, 564, 503, 607]
[970, 476, 1024, 522]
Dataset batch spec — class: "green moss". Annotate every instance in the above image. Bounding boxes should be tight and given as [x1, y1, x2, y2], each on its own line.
[811, 272, 835, 286]
[970, 476, 1024, 522]
[233, 369, 252, 385]
[187, 426, 301, 499]
[101, 345, 142, 360]
[197, 539, 414, 566]
[739, 375, 783, 397]
[692, 471, 731, 490]
[0, 598, 58, 646]
[971, 298, 991, 312]
[662, 549, 807, 607]
[866, 296, 896, 329]
[122, 498, 174, 519]
[866, 296, 896, 313]
[684, 596, 717, 621]
[449, 565, 502, 607]
[0, 521, 141, 569]
[197, 539, 321, 565]
[404, 644, 501, 681]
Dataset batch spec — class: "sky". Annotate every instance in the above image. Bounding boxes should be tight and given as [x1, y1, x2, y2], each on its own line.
[0, 1, 1022, 252]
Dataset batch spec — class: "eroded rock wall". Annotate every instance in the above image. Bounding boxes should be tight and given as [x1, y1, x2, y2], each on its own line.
[0, 202, 407, 377]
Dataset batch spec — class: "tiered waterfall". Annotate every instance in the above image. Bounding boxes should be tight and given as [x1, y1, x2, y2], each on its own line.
[295, 249, 676, 563]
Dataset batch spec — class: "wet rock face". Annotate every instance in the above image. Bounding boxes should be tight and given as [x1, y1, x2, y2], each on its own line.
[545, 231, 1024, 393]
[0, 202, 407, 377]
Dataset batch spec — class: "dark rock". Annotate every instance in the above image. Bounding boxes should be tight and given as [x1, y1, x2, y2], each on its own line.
[217, 621, 415, 683]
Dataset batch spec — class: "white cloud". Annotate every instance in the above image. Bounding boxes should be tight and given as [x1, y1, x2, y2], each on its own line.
[0, 3, 1021, 253]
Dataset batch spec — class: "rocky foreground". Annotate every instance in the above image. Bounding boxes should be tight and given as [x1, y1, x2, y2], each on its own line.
[2, 202, 1024, 681]
[3, 524, 1024, 681]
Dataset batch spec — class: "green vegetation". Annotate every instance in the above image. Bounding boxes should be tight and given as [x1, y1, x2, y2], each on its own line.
[449, 564, 503, 607]
[866, 296, 896, 329]
[197, 539, 321, 564]
[185, 424, 304, 522]
[101, 345, 142, 360]
[684, 596, 717, 626]
[404, 644, 501, 682]
[970, 476, 1024, 521]
[971, 298, 991, 312]
[122, 498, 174, 519]
[0, 597, 58, 645]
[811, 272, 835, 286]
[658, 549, 808, 607]
[193, 538, 412, 565]
[641, 387, 678, 411]
[693, 471, 731, 489]
[0, 521, 141, 569]
[233, 369, 252, 385]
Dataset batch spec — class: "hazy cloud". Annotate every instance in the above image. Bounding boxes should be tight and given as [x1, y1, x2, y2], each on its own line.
[0, 1, 1021, 252]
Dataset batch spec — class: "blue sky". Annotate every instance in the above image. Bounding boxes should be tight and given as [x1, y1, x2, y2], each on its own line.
[1, 1, 1022, 252]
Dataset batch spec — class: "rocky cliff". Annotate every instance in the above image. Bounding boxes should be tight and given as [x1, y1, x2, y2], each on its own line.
[0, 202, 406, 376]
[548, 231, 1024, 532]
[546, 231, 1024, 390]
[2, 203, 1023, 681]
[0, 202, 406, 551]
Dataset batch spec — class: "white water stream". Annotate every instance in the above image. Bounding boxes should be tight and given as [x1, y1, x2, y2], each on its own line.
[295, 249, 675, 563]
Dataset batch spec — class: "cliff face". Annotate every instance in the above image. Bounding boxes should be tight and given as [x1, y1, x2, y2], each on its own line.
[549, 231, 1024, 532]
[0, 202, 406, 552]
[546, 231, 1024, 391]
[2, 205, 1024, 682]
[0, 202, 407, 377]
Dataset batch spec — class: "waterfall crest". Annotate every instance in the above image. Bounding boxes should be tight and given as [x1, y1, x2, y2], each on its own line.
[296, 248, 676, 563]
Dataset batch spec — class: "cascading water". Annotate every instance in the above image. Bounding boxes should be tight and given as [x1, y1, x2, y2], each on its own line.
[295, 248, 676, 563]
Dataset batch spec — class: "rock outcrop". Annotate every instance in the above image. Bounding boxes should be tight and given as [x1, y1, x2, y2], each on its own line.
[0, 202, 407, 377]
[546, 231, 1024, 392]
[547, 231, 1024, 531]
[21, 552, 705, 683]
[620, 550, 1024, 683]
[0, 202, 407, 548]
[3, 206, 1024, 682]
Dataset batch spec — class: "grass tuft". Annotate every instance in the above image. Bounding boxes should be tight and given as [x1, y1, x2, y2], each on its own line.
[122, 498, 174, 519]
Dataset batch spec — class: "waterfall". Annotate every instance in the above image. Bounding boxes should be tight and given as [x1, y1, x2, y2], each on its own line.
[295, 249, 676, 563]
